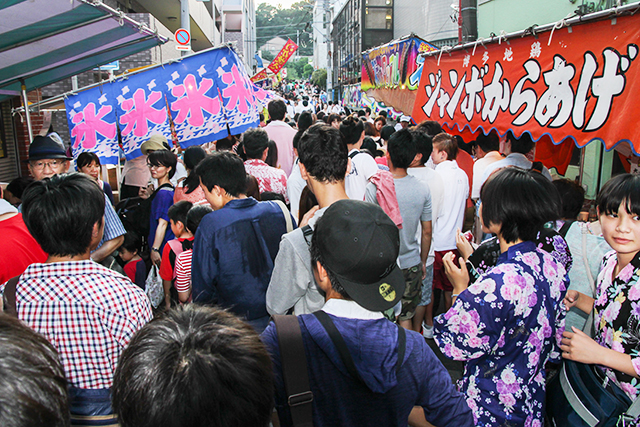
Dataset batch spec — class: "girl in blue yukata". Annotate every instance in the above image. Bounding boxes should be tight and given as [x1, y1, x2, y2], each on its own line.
[433, 167, 568, 427]
[563, 173, 640, 403]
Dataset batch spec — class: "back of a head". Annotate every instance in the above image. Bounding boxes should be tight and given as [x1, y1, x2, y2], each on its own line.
[552, 179, 585, 220]
[195, 151, 246, 197]
[597, 173, 640, 217]
[360, 137, 377, 156]
[411, 129, 433, 165]
[379, 110, 388, 118]
[267, 99, 286, 121]
[186, 204, 213, 234]
[339, 116, 364, 146]
[183, 146, 207, 171]
[475, 131, 500, 153]
[298, 123, 348, 183]
[0, 314, 69, 427]
[216, 135, 236, 152]
[380, 125, 395, 142]
[432, 133, 459, 160]
[6, 176, 34, 200]
[481, 167, 561, 243]
[168, 200, 193, 225]
[22, 173, 105, 257]
[112, 306, 274, 427]
[297, 112, 314, 133]
[357, 110, 366, 118]
[242, 128, 270, 160]
[387, 129, 417, 169]
[416, 120, 442, 137]
[364, 121, 379, 137]
[508, 131, 535, 154]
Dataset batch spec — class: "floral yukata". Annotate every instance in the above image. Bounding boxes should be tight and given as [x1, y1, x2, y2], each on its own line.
[593, 250, 640, 401]
[434, 241, 568, 426]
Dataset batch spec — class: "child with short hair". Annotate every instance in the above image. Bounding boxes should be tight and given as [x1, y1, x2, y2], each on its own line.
[119, 232, 146, 289]
[160, 200, 193, 309]
[175, 204, 213, 303]
[563, 173, 640, 401]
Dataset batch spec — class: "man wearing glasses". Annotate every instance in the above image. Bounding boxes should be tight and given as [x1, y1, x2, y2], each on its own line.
[26, 135, 125, 263]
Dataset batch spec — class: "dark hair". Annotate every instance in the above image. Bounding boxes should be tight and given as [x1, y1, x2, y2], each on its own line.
[298, 124, 348, 183]
[456, 135, 472, 155]
[310, 226, 351, 300]
[380, 125, 395, 142]
[242, 128, 270, 160]
[112, 306, 274, 427]
[182, 146, 207, 194]
[387, 129, 417, 169]
[476, 130, 500, 153]
[379, 110, 388, 118]
[298, 186, 318, 224]
[481, 168, 561, 243]
[597, 173, 640, 217]
[245, 174, 261, 200]
[76, 152, 101, 169]
[216, 135, 236, 152]
[317, 111, 326, 121]
[364, 121, 379, 138]
[365, 107, 371, 115]
[120, 231, 142, 254]
[0, 314, 69, 427]
[374, 116, 386, 127]
[552, 179, 585, 220]
[328, 114, 341, 125]
[339, 116, 364, 146]
[360, 137, 377, 156]
[147, 150, 178, 179]
[260, 192, 285, 203]
[412, 129, 433, 165]
[195, 152, 247, 197]
[507, 131, 535, 154]
[297, 112, 314, 133]
[186, 204, 212, 234]
[22, 173, 105, 257]
[292, 131, 302, 151]
[415, 120, 442, 137]
[168, 200, 193, 226]
[265, 140, 278, 167]
[6, 176, 34, 200]
[357, 110, 366, 118]
[432, 133, 458, 160]
[268, 99, 286, 121]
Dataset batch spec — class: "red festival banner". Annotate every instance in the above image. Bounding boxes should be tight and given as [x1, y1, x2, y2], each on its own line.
[251, 69, 269, 83]
[411, 13, 640, 154]
[268, 39, 298, 74]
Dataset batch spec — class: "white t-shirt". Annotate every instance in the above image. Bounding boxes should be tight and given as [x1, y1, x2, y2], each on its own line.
[432, 160, 469, 251]
[471, 151, 503, 199]
[287, 159, 307, 223]
[408, 166, 445, 265]
[344, 149, 379, 201]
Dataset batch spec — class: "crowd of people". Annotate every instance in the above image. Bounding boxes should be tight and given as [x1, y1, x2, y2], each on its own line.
[1, 92, 640, 427]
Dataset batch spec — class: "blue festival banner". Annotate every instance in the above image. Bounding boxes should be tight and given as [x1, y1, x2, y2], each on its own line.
[216, 50, 261, 135]
[164, 48, 228, 148]
[64, 85, 119, 164]
[113, 66, 171, 160]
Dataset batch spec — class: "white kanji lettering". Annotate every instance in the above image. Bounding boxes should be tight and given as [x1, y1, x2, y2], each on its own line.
[463, 55, 471, 68]
[534, 55, 575, 128]
[437, 88, 451, 118]
[585, 48, 628, 131]
[421, 71, 442, 118]
[509, 60, 541, 126]
[446, 69, 467, 119]
[482, 51, 489, 64]
[530, 41, 542, 59]
[572, 52, 598, 129]
[460, 66, 484, 121]
[503, 48, 514, 62]
[482, 62, 511, 123]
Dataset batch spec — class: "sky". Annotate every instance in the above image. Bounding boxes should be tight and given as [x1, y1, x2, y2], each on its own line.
[256, 0, 299, 9]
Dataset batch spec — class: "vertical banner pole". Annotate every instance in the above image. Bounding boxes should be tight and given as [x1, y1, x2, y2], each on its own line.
[20, 80, 34, 143]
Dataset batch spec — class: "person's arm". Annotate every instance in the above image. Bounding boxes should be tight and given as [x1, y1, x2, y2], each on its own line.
[563, 290, 595, 315]
[162, 279, 172, 309]
[150, 218, 168, 265]
[420, 220, 432, 279]
[91, 194, 126, 262]
[175, 252, 192, 303]
[91, 235, 124, 262]
[364, 182, 378, 205]
[266, 236, 312, 315]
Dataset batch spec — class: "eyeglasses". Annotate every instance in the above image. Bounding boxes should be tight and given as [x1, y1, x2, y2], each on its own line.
[30, 159, 65, 170]
[147, 164, 165, 169]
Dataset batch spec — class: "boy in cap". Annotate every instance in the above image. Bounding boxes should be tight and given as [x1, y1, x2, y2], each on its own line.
[261, 200, 473, 427]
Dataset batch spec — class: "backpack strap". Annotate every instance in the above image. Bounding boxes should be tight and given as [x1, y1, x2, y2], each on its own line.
[301, 225, 313, 247]
[3, 275, 20, 318]
[273, 315, 314, 427]
[348, 150, 360, 159]
[558, 219, 575, 238]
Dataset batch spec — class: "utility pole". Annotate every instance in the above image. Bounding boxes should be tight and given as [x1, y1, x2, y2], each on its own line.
[180, 0, 190, 57]
[296, 29, 300, 58]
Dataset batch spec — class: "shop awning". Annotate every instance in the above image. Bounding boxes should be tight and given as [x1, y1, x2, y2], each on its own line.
[0, 0, 168, 102]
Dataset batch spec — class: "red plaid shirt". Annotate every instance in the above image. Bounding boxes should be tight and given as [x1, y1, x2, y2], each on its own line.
[4, 261, 153, 389]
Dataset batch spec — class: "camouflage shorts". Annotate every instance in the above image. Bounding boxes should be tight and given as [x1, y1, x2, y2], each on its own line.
[398, 264, 422, 321]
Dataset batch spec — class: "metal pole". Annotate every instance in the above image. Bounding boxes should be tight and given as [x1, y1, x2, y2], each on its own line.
[20, 80, 33, 143]
[297, 29, 300, 58]
[181, 0, 190, 57]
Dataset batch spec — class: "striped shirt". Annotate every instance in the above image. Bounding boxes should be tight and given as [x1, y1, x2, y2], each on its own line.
[174, 249, 192, 295]
[3, 260, 152, 389]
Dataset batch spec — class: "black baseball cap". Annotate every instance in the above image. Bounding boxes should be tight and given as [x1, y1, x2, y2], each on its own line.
[313, 200, 405, 312]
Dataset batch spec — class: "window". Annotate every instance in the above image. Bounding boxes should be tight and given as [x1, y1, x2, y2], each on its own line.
[365, 0, 393, 6]
[364, 7, 392, 29]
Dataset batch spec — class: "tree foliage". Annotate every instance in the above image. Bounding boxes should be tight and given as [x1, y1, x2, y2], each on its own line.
[311, 69, 327, 89]
[256, 0, 314, 56]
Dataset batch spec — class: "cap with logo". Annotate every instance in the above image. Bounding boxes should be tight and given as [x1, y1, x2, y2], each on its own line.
[313, 199, 405, 312]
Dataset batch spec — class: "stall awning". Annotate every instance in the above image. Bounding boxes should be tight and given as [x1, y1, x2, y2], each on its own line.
[0, 0, 168, 102]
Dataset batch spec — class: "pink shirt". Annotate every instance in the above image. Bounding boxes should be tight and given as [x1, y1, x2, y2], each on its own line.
[244, 159, 289, 203]
[264, 120, 297, 176]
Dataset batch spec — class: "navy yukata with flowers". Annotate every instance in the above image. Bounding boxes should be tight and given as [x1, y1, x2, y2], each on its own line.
[434, 241, 568, 427]
[593, 250, 640, 401]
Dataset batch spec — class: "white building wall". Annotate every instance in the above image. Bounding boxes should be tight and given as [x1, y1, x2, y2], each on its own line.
[313, 0, 328, 70]
[394, 0, 457, 44]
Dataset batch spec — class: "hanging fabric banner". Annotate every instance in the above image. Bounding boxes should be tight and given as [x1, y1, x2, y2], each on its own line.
[64, 85, 119, 164]
[361, 35, 438, 115]
[164, 48, 228, 148]
[251, 69, 269, 83]
[268, 39, 298, 74]
[217, 51, 261, 135]
[411, 13, 640, 154]
[113, 66, 171, 160]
